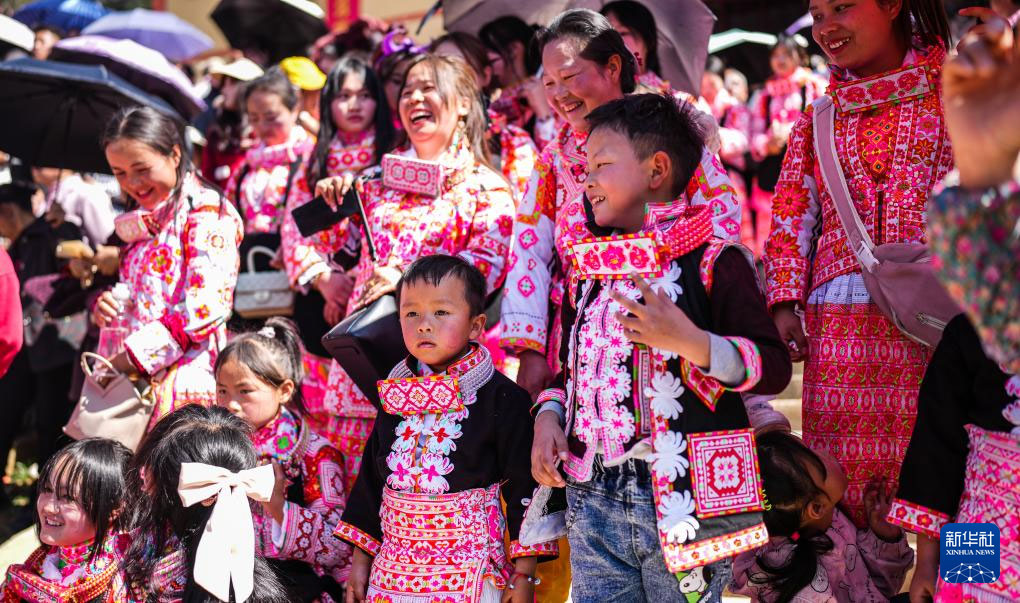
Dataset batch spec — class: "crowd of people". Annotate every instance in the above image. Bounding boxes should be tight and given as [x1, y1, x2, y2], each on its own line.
[0, 0, 1018, 602]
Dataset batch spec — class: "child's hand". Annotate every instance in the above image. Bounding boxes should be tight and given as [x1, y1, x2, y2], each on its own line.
[260, 462, 287, 524]
[532, 411, 567, 487]
[910, 534, 939, 603]
[864, 479, 901, 542]
[611, 273, 710, 367]
[517, 350, 553, 402]
[502, 558, 538, 603]
[345, 548, 372, 603]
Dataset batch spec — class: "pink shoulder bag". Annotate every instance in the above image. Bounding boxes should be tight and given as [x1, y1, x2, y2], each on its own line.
[811, 95, 960, 348]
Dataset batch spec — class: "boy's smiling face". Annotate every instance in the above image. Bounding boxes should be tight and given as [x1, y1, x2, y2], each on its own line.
[586, 126, 657, 234]
[398, 274, 487, 373]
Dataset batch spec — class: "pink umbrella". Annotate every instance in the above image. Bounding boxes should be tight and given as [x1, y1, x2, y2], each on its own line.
[50, 35, 206, 119]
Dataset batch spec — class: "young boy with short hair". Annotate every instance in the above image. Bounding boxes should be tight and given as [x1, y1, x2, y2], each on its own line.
[530, 94, 793, 602]
[336, 254, 557, 603]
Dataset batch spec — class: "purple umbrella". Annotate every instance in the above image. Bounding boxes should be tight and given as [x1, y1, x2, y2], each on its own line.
[50, 35, 206, 119]
[82, 9, 213, 63]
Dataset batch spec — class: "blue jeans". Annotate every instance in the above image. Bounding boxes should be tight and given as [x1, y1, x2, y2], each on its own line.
[565, 457, 731, 603]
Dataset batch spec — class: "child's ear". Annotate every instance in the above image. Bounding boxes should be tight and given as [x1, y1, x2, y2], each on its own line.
[804, 496, 827, 523]
[469, 312, 487, 340]
[278, 379, 296, 404]
[648, 151, 673, 193]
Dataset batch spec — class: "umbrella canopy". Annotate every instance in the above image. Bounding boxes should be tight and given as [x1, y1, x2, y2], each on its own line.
[709, 29, 779, 54]
[13, 0, 109, 34]
[82, 9, 214, 63]
[440, 0, 569, 35]
[50, 35, 207, 119]
[0, 58, 180, 174]
[211, 0, 328, 64]
[0, 14, 34, 52]
[572, 0, 715, 96]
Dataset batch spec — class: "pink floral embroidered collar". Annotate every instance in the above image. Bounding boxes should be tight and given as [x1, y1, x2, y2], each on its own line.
[764, 67, 815, 98]
[245, 126, 314, 170]
[382, 344, 495, 412]
[253, 406, 304, 469]
[828, 44, 946, 114]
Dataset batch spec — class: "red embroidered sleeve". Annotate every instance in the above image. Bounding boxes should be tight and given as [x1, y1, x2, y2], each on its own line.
[509, 539, 559, 560]
[762, 111, 819, 309]
[886, 498, 950, 540]
[334, 521, 381, 556]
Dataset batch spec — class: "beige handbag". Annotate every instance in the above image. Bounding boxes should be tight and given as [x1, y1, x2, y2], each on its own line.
[234, 245, 295, 319]
[64, 352, 155, 451]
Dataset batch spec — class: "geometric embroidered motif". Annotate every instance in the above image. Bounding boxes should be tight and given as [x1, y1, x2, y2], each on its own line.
[381, 153, 442, 197]
[377, 375, 463, 416]
[688, 429, 765, 518]
[567, 233, 665, 281]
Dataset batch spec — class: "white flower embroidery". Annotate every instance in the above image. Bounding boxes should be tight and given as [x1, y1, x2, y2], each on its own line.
[658, 490, 700, 544]
[385, 450, 419, 490]
[648, 431, 689, 481]
[417, 452, 453, 493]
[650, 262, 683, 301]
[646, 372, 685, 420]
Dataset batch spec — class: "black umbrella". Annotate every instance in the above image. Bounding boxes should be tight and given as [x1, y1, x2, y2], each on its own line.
[211, 0, 328, 64]
[0, 58, 181, 174]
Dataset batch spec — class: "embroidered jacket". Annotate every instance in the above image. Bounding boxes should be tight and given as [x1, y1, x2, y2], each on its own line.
[500, 120, 742, 356]
[750, 67, 827, 162]
[489, 113, 539, 205]
[542, 202, 791, 572]
[762, 46, 953, 309]
[109, 534, 189, 603]
[121, 174, 242, 424]
[281, 130, 377, 290]
[888, 315, 1017, 539]
[335, 345, 558, 561]
[1, 535, 129, 603]
[489, 81, 536, 133]
[224, 126, 315, 235]
[252, 407, 352, 586]
[313, 139, 516, 423]
[731, 508, 914, 602]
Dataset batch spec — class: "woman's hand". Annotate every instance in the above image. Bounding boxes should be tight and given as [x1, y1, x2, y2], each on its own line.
[909, 534, 939, 603]
[315, 173, 361, 211]
[610, 274, 710, 367]
[92, 290, 121, 328]
[516, 350, 553, 401]
[531, 411, 567, 488]
[520, 77, 552, 120]
[260, 462, 287, 524]
[772, 302, 808, 362]
[345, 548, 372, 603]
[944, 7, 1020, 188]
[94, 245, 120, 276]
[357, 265, 401, 307]
[316, 271, 354, 311]
[864, 479, 901, 542]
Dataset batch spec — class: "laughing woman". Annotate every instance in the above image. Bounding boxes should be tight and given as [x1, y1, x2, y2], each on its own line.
[763, 0, 953, 527]
[93, 107, 242, 425]
[310, 54, 517, 487]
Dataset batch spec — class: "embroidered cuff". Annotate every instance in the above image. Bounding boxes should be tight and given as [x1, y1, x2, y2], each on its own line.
[532, 388, 566, 417]
[886, 499, 950, 540]
[535, 402, 565, 426]
[721, 337, 762, 392]
[159, 314, 193, 351]
[510, 538, 559, 560]
[661, 522, 769, 573]
[501, 336, 546, 356]
[124, 320, 185, 376]
[704, 333, 746, 387]
[499, 316, 548, 356]
[763, 257, 809, 309]
[334, 521, 381, 556]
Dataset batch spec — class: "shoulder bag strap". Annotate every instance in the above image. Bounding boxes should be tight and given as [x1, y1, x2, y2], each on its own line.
[281, 158, 302, 206]
[810, 95, 880, 273]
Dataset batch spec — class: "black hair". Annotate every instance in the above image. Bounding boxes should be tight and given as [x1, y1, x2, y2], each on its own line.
[243, 66, 300, 112]
[32, 24, 65, 37]
[535, 9, 637, 94]
[705, 55, 726, 78]
[375, 48, 415, 85]
[770, 35, 809, 69]
[215, 316, 307, 416]
[36, 438, 133, 561]
[478, 16, 540, 76]
[585, 93, 704, 199]
[749, 431, 836, 603]
[430, 32, 493, 84]
[122, 406, 289, 603]
[600, 1, 660, 76]
[396, 254, 487, 317]
[0, 182, 38, 214]
[309, 55, 395, 185]
[890, 0, 950, 51]
[103, 106, 191, 208]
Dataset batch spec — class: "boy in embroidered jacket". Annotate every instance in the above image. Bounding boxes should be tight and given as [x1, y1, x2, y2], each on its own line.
[532, 94, 791, 602]
[336, 255, 557, 603]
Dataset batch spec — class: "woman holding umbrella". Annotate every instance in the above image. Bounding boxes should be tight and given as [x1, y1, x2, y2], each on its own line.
[92, 106, 242, 425]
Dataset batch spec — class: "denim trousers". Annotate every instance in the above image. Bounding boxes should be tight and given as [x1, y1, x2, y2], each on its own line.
[565, 457, 731, 603]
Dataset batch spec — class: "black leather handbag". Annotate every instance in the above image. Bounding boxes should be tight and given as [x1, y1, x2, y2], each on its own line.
[321, 294, 407, 408]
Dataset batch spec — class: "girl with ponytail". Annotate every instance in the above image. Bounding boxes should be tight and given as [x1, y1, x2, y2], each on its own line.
[763, 0, 954, 527]
[730, 431, 913, 602]
[214, 317, 352, 600]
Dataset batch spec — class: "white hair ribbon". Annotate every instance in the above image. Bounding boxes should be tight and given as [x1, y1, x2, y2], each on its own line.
[177, 462, 275, 602]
